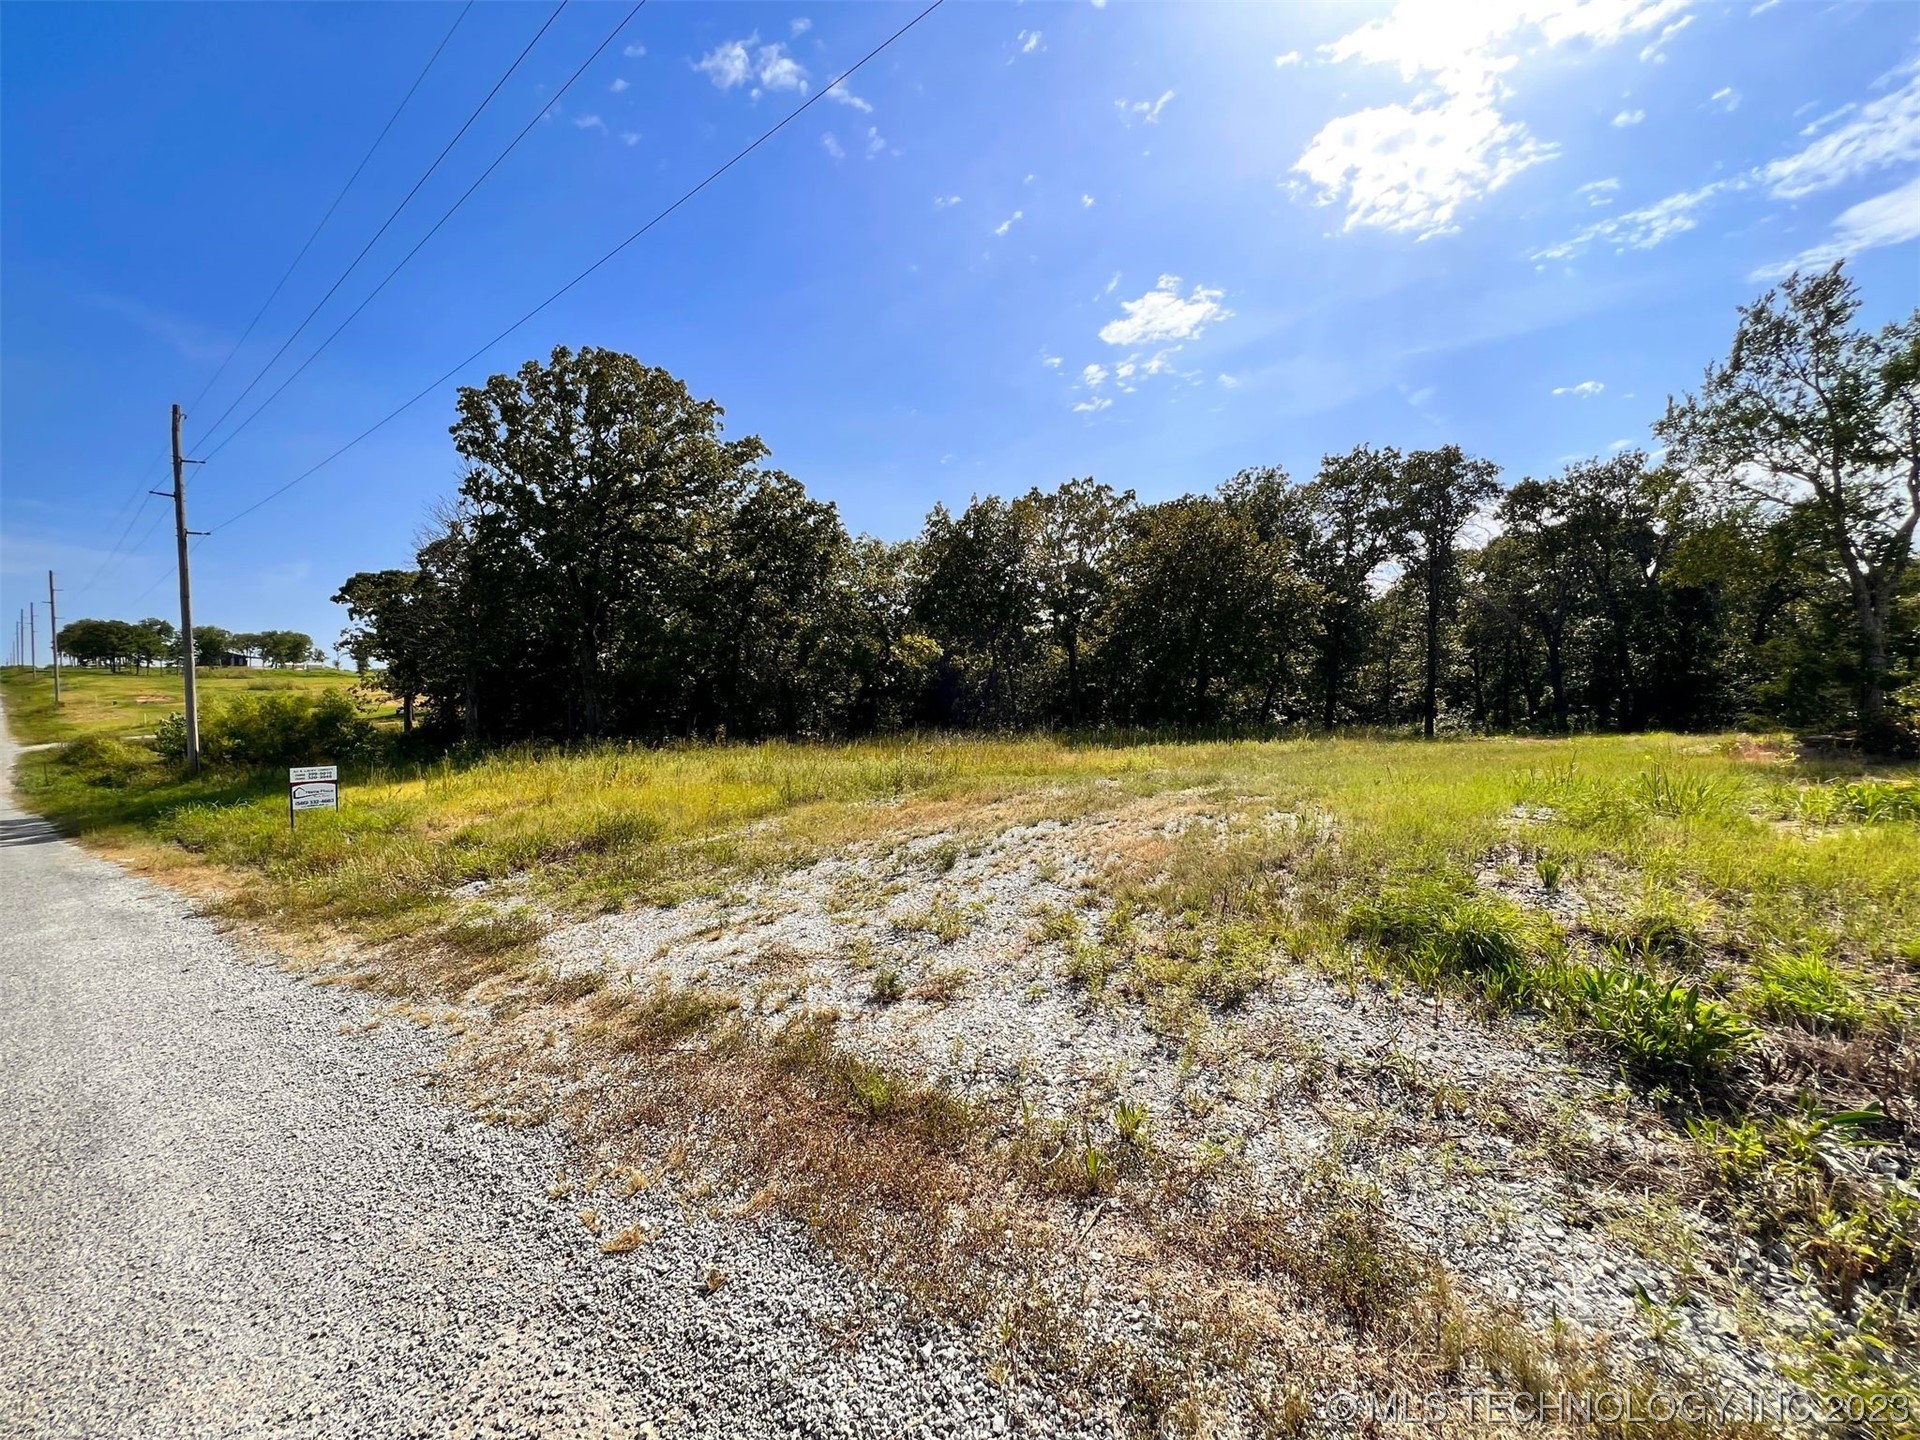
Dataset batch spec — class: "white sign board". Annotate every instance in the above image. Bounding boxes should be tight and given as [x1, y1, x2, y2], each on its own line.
[288, 765, 340, 825]
[290, 781, 339, 812]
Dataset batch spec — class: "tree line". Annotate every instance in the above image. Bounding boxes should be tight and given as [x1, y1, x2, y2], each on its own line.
[334, 265, 1917, 749]
[54, 619, 322, 671]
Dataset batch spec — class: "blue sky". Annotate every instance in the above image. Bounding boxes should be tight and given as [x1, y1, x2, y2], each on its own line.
[3, 0, 1916, 656]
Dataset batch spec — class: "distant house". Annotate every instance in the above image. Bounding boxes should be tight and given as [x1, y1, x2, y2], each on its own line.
[216, 650, 263, 668]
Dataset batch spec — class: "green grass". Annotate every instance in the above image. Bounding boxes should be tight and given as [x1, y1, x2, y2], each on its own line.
[0, 665, 375, 745]
[7, 708, 1915, 1364]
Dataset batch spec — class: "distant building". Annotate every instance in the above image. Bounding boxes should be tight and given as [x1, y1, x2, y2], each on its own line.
[216, 651, 263, 668]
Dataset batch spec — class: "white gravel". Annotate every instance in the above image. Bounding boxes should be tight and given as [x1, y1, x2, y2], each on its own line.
[0, 718, 1089, 1439]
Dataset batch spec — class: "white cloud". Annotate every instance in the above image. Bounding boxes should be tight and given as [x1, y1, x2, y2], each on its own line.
[1576, 177, 1621, 206]
[1761, 63, 1920, 198]
[620, 132, 641, 147]
[1552, 379, 1604, 397]
[697, 35, 809, 95]
[1531, 178, 1734, 260]
[821, 132, 845, 161]
[1116, 90, 1175, 126]
[1638, 14, 1692, 62]
[933, 194, 962, 208]
[1609, 437, 1634, 450]
[1218, 373, 1243, 389]
[573, 113, 605, 132]
[1081, 193, 1095, 208]
[826, 82, 872, 113]
[1708, 86, 1740, 111]
[863, 127, 887, 159]
[791, 17, 811, 36]
[610, 77, 630, 94]
[1082, 362, 1110, 387]
[696, 38, 753, 89]
[756, 45, 808, 94]
[1612, 108, 1646, 127]
[1072, 396, 1113, 413]
[1292, 1, 1684, 239]
[1274, 51, 1302, 68]
[1753, 172, 1920, 277]
[1041, 354, 1063, 369]
[1104, 271, 1121, 295]
[993, 210, 1023, 236]
[623, 43, 647, 59]
[1098, 275, 1230, 347]
[1294, 94, 1549, 237]
[1016, 29, 1044, 57]
[1538, 59, 1920, 263]
[1798, 101, 1856, 137]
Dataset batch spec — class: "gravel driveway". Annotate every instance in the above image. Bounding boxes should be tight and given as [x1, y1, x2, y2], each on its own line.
[0, 719, 1071, 1439]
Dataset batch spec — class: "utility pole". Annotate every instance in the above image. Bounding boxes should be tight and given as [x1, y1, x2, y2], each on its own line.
[28, 602, 36, 670]
[48, 571, 60, 705]
[162, 404, 206, 774]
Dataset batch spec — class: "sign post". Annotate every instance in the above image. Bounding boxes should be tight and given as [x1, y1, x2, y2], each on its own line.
[288, 764, 339, 832]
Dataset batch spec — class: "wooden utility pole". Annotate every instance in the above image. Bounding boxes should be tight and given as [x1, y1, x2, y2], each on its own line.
[47, 571, 60, 705]
[27, 602, 36, 670]
[166, 404, 203, 774]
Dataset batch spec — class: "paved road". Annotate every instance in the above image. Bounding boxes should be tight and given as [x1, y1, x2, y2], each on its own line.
[0, 719, 1059, 1439]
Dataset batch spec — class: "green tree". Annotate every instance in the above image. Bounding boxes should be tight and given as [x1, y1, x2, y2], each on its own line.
[1658, 263, 1920, 731]
[450, 345, 770, 738]
[1385, 445, 1501, 738]
[1020, 477, 1133, 725]
[1100, 485, 1315, 727]
[1301, 446, 1396, 730]
[193, 626, 236, 667]
[912, 496, 1044, 727]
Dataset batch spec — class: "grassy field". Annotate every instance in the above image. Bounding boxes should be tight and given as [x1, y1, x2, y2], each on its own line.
[5, 700, 1916, 1431]
[0, 665, 374, 746]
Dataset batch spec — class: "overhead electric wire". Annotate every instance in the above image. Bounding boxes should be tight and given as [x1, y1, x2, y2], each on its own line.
[204, 0, 946, 536]
[184, 2, 475, 420]
[73, 456, 169, 597]
[76, 9, 473, 601]
[198, 0, 646, 467]
[189, 0, 569, 452]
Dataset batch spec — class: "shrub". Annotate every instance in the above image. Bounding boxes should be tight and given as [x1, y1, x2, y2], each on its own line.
[1599, 894, 1709, 969]
[1793, 778, 1920, 826]
[55, 735, 155, 788]
[1350, 879, 1537, 992]
[1571, 964, 1751, 1087]
[1633, 767, 1738, 821]
[1746, 947, 1867, 1035]
[199, 689, 378, 770]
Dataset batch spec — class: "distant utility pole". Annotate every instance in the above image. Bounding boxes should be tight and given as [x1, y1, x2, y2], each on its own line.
[161, 404, 206, 774]
[47, 571, 60, 705]
[28, 601, 36, 670]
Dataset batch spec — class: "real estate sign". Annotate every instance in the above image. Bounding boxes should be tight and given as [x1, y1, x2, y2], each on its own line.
[288, 764, 339, 826]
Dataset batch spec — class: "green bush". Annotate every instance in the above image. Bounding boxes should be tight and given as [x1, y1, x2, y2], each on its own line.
[1746, 947, 1868, 1035]
[198, 689, 378, 771]
[55, 735, 155, 788]
[1571, 964, 1751, 1087]
[1792, 778, 1920, 826]
[1349, 879, 1536, 991]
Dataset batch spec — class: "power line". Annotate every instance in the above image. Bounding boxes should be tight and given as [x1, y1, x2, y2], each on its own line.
[74, 456, 169, 597]
[189, 0, 569, 453]
[199, 1, 645, 467]
[76, 4, 479, 600]
[184, 2, 475, 419]
[205, 0, 946, 536]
